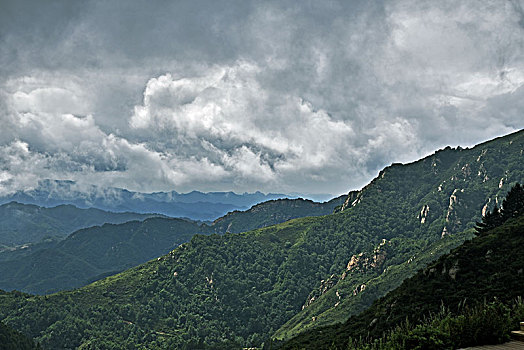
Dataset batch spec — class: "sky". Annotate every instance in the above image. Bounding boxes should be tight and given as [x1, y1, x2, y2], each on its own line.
[1, 0, 523, 197]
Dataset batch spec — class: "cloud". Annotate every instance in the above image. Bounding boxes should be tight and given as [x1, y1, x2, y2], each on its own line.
[129, 61, 359, 191]
[12, 87, 87, 115]
[0, 0, 523, 196]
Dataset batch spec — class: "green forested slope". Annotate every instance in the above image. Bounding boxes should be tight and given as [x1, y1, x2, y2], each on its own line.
[272, 130, 524, 340]
[0, 197, 343, 295]
[0, 202, 159, 246]
[281, 212, 524, 350]
[272, 230, 474, 341]
[0, 130, 522, 349]
[211, 196, 346, 234]
[0, 218, 211, 294]
[0, 321, 39, 350]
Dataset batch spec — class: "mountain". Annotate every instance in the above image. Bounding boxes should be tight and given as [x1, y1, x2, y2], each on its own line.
[0, 217, 211, 294]
[0, 130, 522, 349]
[272, 230, 473, 342]
[211, 195, 347, 234]
[0, 202, 160, 247]
[280, 212, 524, 349]
[272, 130, 524, 341]
[0, 197, 343, 295]
[0, 181, 296, 220]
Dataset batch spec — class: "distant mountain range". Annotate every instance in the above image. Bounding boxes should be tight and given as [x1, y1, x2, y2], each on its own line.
[0, 202, 160, 247]
[0, 197, 344, 294]
[0, 130, 522, 349]
[0, 180, 305, 220]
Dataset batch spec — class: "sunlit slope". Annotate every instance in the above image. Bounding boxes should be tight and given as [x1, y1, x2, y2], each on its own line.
[0, 197, 343, 295]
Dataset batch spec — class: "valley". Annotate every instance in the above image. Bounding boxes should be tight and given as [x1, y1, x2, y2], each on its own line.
[3, 1, 523, 348]
[0, 197, 343, 295]
[0, 130, 522, 348]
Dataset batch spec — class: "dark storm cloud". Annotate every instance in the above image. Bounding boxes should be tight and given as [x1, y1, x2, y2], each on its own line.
[0, 0, 523, 196]
[0, 0, 252, 73]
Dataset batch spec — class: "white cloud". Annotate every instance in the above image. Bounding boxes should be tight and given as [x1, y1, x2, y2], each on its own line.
[129, 61, 359, 191]
[0, 0, 523, 196]
[12, 87, 87, 115]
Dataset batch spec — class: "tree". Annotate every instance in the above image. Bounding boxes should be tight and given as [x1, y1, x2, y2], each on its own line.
[475, 204, 502, 234]
[475, 183, 524, 235]
[501, 183, 524, 220]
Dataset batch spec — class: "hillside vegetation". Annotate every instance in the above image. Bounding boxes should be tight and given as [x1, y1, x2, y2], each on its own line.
[0, 218, 209, 294]
[0, 202, 159, 247]
[0, 130, 522, 348]
[0, 198, 342, 295]
[211, 196, 346, 234]
[281, 197, 524, 349]
[272, 230, 474, 341]
[272, 130, 524, 341]
[0, 321, 39, 350]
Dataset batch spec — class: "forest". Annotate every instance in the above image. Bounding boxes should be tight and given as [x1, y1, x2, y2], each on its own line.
[0, 130, 522, 349]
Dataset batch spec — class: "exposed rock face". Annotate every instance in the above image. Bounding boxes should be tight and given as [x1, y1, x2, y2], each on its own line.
[477, 162, 489, 182]
[346, 253, 364, 272]
[302, 239, 390, 310]
[343, 239, 389, 276]
[341, 191, 360, 211]
[352, 283, 367, 296]
[446, 189, 460, 222]
[476, 149, 487, 162]
[482, 199, 491, 217]
[431, 158, 440, 174]
[448, 261, 459, 280]
[302, 274, 339, 309]
[206, 275, 214, 286]
[485, 249, 493, 262]
[461, 164, 472, 178]
[442, 188, 464, 237]
[418, 205, 430, 224]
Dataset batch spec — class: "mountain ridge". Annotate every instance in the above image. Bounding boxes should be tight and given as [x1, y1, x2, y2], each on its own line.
[0, 202, 161, 247]
[279, 211, 524, 349]
[0, 197, 344, 295]
[0, 129, 522, 348]
[0, 181, 304, 220]
[271, 129, 524, 340]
